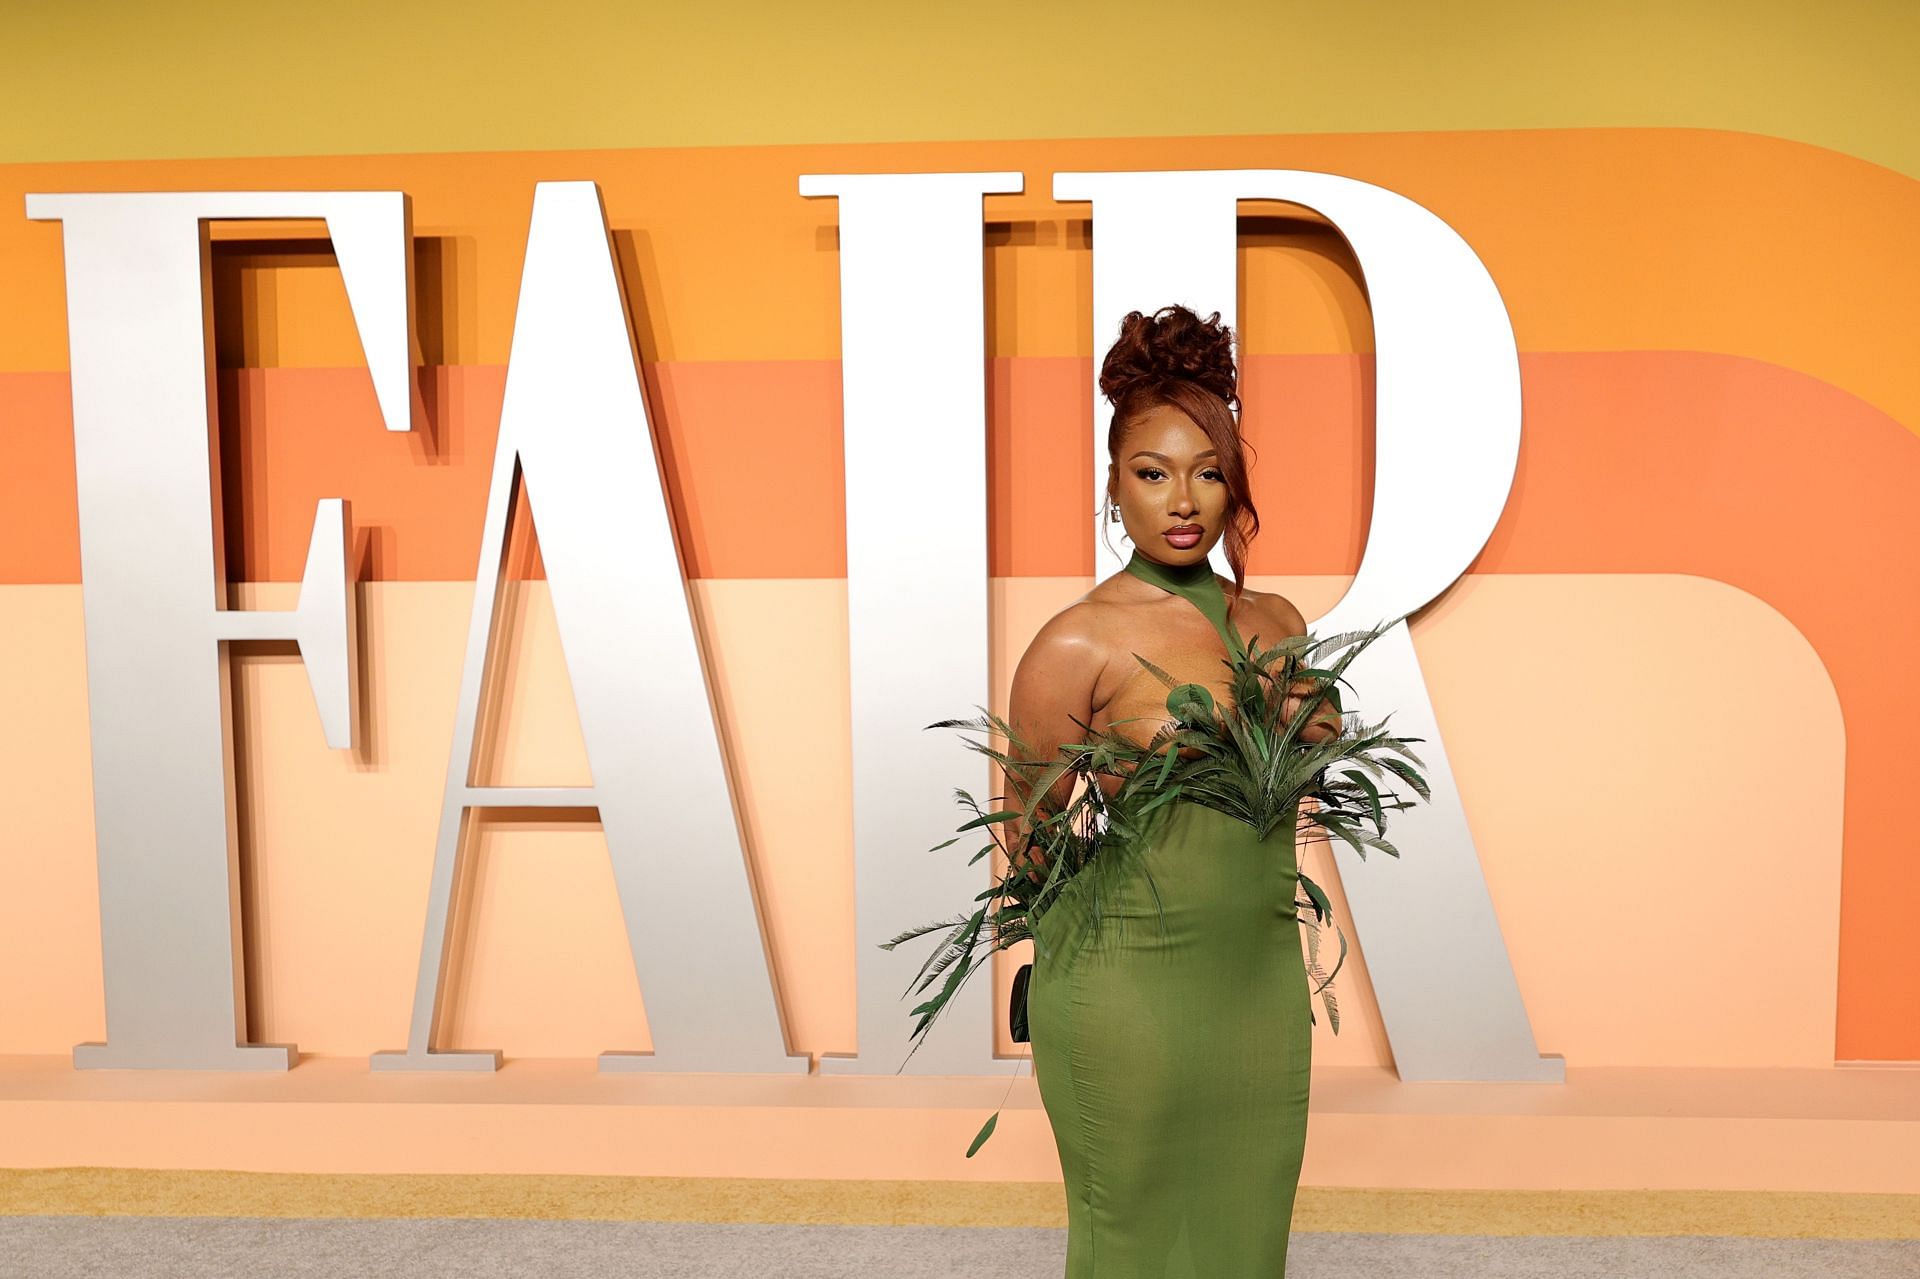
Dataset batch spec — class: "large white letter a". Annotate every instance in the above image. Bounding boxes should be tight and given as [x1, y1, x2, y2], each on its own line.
[373, 181, 806, 1074]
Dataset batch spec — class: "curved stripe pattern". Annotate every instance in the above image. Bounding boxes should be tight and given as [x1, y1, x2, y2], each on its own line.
[0, 121, 1915, 1058]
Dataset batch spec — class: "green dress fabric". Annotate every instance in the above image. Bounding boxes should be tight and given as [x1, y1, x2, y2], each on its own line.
[1027, 550, 1311, 1276]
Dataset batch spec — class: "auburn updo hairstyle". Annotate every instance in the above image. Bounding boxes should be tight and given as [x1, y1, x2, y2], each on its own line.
[1099, 304, 1260, 605]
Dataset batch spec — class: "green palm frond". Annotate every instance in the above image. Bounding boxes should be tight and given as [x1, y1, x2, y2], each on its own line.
[1131, 651, 1182, 690]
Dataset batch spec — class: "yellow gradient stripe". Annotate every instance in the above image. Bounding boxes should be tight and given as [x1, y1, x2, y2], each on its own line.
[1, 2, 1917, 178]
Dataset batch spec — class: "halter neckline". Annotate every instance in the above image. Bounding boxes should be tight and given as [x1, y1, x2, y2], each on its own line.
[1122, 548, 1247, 657]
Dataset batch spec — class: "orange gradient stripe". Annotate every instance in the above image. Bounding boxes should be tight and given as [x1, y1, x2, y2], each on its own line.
[0, 349, 1909, 583]
[1, 129, 1917, 431]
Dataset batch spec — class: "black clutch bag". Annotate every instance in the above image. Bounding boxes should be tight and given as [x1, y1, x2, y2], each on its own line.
[1009, 961, 1033, 1042]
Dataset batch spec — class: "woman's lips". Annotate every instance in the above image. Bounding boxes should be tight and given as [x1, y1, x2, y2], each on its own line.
[1164, 526, 1203, 549]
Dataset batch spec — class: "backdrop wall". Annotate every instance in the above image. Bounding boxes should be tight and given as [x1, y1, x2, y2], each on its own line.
[0, 1, 1913, 1187]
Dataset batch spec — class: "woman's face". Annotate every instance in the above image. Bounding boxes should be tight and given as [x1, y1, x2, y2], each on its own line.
[1110, 402, 1229, 566]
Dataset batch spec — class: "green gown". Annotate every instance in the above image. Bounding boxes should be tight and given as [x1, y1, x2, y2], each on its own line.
[1027, 549, 1312, 1277]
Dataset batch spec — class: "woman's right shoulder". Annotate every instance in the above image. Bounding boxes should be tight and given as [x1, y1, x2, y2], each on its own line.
[1026, 598, 1102, 651]
[1017, 596, 1119, 675]
[1021, 572, 1147, 660]
[1009, 599, 1115, 722]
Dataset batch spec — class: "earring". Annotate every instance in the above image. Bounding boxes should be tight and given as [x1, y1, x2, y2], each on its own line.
[1106, 500, 1120, 523]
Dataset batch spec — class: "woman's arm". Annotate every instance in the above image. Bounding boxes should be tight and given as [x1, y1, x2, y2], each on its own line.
[1004, 607, 1105, 885]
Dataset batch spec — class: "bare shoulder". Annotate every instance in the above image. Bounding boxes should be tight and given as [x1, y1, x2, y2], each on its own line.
[1008, 599, 1116, 740]
[1011, 591, 1139, 700]
[1229, 581, 1308, 644]
[1016, 597, 1114, 670]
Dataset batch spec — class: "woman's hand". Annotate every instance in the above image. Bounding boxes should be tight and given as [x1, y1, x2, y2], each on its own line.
[1011, 831, 1049, 887]
[1284, 677, 1343, 744]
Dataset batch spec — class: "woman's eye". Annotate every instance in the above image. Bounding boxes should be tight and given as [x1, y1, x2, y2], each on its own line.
[1134, 466, 1220, 481]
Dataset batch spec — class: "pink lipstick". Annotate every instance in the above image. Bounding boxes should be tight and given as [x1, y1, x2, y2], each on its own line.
[1164, 524, 1203, 550]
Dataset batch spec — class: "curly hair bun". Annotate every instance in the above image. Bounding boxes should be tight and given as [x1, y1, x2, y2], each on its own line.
[1097, 304, 1239, 413]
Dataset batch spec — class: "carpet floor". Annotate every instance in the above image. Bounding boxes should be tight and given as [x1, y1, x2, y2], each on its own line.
[3, 1217, 1918, 1277]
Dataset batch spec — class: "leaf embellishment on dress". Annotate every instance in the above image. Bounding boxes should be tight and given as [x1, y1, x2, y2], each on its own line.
[891, 613, 1432, 1154]
[1165, 681, 1217, 724]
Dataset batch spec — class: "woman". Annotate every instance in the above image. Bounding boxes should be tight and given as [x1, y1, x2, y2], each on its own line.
[1006, 304, 1340, 1276]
